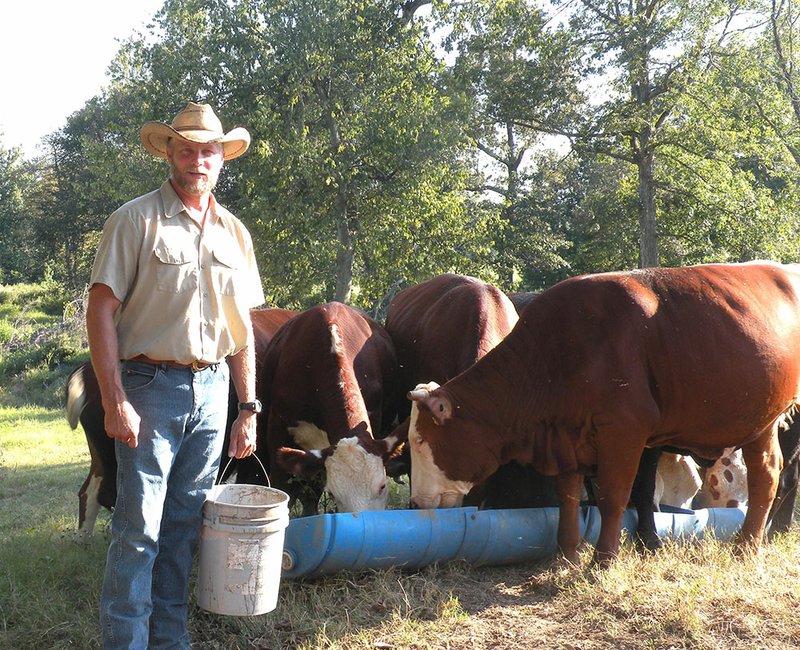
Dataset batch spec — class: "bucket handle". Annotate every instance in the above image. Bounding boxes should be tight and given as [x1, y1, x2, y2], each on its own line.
[218, 453, 271, 487]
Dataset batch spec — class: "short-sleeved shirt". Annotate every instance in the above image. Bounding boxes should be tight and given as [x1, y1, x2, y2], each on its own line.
[90, 180, 265, 364]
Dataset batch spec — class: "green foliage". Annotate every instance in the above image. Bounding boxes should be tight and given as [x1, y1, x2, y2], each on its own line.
[0, 142, 43, 283]
[0, 283, 87, 409]
[442, 0, 580, 289]
[10, 0, 800, 303]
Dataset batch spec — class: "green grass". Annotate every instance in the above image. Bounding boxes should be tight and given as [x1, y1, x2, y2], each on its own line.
[0, 407, 108, 649]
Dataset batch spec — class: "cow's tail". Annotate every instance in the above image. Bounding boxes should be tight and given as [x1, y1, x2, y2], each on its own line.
[66, 365, 87, 429]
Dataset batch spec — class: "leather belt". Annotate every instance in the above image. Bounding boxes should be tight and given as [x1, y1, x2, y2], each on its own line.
[127, 354, 216, 372]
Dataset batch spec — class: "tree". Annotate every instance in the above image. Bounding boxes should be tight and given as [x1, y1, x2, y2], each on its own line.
[98, 0, 485, 309]
[232, 0, 482, 307]
[556, 0, 737, 268]
[0, 139, 42, 283]
[443, 0, 581, 288]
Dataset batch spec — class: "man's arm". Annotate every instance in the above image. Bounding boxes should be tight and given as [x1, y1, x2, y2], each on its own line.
[85, 283, 140, 448]
[226, 322, 258, 459]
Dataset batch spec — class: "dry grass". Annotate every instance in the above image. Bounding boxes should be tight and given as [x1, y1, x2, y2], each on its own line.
[189, 530, 800, 649]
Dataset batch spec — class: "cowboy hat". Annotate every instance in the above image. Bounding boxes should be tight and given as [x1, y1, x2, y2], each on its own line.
[140, 102, 251, 161]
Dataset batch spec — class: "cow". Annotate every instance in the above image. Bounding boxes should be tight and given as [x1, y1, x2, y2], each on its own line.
[381, 274, 519, 483]
[254, 302, 398, 515]
[67, 307, 297, 539]
[691, 415, 800, 530]
[508, 288, 676, 549]
[655, 452, 703, 509]
[690, 448, 745, 509]
[507, 291, 540, 313]
[406, 262, 800, 565]
[512, 282, 800, 541]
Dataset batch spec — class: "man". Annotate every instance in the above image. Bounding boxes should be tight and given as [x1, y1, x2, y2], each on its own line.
[86, 102, 265, 649]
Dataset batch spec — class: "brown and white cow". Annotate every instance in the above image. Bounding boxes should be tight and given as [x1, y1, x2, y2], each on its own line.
[67, 307, 296, 539]
[407, 262, 800, 564]
[381, 273, 519, 483]
[259, 302, 398, 515]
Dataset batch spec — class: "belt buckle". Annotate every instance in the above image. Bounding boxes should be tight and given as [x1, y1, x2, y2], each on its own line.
[190, 360, 205, 372]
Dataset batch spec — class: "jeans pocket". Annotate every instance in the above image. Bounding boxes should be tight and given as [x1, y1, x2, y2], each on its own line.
[121, 362, 160, 392]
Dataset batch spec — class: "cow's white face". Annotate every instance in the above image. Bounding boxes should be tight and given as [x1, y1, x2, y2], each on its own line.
[324, 437, 388, 512]
[408, 382, 474, 509]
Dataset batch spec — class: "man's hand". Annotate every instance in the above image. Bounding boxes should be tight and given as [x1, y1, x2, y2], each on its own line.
[228, 411, 257, 458]
[104, 399, 141, 449]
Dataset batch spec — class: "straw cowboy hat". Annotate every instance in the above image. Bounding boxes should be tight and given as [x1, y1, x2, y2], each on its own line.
[140, 102, 251, 161]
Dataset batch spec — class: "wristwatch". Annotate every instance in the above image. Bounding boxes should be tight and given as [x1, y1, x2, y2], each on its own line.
[237, 399, 263, 414]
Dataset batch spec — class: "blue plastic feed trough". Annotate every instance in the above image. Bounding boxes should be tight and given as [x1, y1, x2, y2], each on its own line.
[280, 505, 746, 579]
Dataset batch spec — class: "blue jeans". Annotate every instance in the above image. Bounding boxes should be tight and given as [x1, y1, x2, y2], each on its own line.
[100, 360, 229, 649]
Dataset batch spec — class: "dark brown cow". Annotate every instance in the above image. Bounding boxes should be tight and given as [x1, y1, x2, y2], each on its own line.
[258, 302, 398, 515]
[67, 307, 296, 539]
[381, 274, 519, 497]
[407, 263, 800, 564]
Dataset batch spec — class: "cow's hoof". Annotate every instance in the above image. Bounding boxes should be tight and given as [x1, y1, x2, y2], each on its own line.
[635, 534, 662, 554]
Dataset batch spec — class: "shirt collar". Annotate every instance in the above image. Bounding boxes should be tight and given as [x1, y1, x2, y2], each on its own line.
[159, 180, 223, 225]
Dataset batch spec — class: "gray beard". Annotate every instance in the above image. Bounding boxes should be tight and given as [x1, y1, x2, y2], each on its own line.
[169, 162, 218, 196]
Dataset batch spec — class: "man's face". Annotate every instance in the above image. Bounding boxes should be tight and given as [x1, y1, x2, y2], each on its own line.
[166, 139, 224, 196]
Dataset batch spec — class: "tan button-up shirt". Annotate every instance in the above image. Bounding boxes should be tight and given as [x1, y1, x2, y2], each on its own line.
[90, 181, 265, 364]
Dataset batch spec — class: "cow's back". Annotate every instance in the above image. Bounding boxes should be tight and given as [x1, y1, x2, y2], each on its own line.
[261, 302, 395, 441]
[508, 262, 800, 451]
[386, 274, 518, 419]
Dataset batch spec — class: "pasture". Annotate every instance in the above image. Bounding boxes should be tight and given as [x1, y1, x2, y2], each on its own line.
[3, 407, 800, 649]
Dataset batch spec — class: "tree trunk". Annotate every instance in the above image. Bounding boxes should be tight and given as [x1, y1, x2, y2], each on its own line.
[503, 122, 520, 288]
[637, 148, 658, 268]
[334, 189, 354, 303]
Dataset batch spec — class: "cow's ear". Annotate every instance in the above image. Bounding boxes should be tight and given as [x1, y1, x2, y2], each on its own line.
[425, 394, 452, 426]
[407, 380, 441, 402]
[383, 418, 409, 449]
[275, 446, 329, 478]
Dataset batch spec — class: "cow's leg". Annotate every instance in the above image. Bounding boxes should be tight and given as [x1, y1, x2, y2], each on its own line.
[593, 438, 646, 566]
[556, 472, 584, 564]
[768, 458, 798, 536]
[77, 471, 103, 541]
[630, 446, 662, 552]
[739, 424, 782, 552]
[768, 419, 800, 536]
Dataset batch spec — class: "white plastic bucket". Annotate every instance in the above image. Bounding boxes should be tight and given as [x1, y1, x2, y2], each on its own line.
[197, 483, 290, 616]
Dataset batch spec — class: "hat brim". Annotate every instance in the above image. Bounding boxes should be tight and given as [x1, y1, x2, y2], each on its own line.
[140, 122, 251, 161]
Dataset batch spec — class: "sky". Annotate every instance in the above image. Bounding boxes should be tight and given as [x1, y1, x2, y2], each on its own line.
[1, 0, 165, 158]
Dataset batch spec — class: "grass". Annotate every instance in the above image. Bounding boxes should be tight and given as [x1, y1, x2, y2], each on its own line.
[0, 407, 106, 649]
[3, 406, 800, 649]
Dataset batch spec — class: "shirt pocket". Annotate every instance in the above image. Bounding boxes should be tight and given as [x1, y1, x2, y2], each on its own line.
[154, 237, 199, 293]
[211, 242, 241, 296]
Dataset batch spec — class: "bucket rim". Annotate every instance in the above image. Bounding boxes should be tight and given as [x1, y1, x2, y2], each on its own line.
[207, 483, 290, 508]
